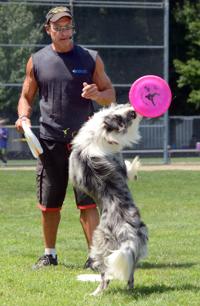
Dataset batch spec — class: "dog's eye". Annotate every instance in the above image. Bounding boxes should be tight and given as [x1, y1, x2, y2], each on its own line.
[114, 115, 124, 126]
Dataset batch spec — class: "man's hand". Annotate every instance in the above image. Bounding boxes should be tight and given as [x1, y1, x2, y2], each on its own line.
[15, 117, 31, 133]
[81, 82, 100, 100]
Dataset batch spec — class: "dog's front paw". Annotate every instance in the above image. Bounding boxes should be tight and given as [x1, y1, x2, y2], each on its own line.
[125, 156, 141, 181]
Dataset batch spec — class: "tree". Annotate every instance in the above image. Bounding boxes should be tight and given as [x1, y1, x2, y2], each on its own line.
[173, 1, 200, 108]
[0, 3, 43, 119]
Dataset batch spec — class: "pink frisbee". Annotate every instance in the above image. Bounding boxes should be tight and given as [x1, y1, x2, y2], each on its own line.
[129, 75, 172, 118]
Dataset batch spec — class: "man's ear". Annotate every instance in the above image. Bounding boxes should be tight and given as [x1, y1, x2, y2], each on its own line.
[44, 24, 50, 35]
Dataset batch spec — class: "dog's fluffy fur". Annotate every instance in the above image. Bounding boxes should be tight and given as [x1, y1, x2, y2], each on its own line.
[69, 103, 148, 295]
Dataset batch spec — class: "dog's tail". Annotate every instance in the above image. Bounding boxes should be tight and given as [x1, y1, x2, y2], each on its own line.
[105, 225, 148, 281]
[105, 246, 134, 281]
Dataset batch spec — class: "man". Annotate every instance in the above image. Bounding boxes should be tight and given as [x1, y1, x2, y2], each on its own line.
[0, 119, 8, 167]
[15, 6, 115, 269]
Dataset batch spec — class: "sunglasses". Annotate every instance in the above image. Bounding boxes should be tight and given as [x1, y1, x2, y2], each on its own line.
[51, 24, 75, 32]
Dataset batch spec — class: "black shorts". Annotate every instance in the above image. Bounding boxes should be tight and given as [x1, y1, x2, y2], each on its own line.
[36, 139, 96, 211]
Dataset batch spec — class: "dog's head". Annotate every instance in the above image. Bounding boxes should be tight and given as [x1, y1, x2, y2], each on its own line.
[72, 103, 141, 155]
[103, 105, 137, 134]
[100, 103, 141, 151]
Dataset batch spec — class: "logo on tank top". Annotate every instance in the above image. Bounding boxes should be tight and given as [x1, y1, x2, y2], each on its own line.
[72, 69, 88, 74]
[63, 128, 70, 137]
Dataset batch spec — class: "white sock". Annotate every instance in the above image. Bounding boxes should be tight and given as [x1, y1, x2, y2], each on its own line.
[45, 248, 57, 258]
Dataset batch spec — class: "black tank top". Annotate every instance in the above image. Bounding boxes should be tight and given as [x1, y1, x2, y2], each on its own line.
[32, 44, 97, 142]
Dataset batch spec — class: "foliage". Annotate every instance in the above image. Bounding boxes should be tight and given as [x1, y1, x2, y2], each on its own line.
[0, 1, 199, 118]
[173, 1, 200, 108]
[0, 3, 43, 115]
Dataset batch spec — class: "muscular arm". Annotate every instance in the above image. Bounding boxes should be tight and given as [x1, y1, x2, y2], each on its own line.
[16, 57, 38, 131]
[81, 54, 116, 106]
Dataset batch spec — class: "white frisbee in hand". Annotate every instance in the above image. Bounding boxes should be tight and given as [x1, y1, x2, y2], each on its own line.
[22, 121, 43, 158]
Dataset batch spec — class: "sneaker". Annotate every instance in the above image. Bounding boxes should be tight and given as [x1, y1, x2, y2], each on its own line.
[83, 257, 94, 269]
[32, 254, 58, 270]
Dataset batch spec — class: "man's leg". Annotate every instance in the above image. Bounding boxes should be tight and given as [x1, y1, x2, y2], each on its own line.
[42, 210, 61, 248]
[32, 210, 61, 270]
[33, 140, 68, 269]
[1, 148, 7, 164]
[80, 207, 99, 249]
[73, 188, 99, 268]
[0, 149, 3, 162]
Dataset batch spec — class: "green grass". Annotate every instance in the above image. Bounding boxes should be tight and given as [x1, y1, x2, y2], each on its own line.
[4, 155, 200, 167]
[0, 170, 200, 306]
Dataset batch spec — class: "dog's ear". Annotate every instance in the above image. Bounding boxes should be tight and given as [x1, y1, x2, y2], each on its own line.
[103, 115, 120, 132]
[104, 115, 126, 133]
[103, 115, 121, 145]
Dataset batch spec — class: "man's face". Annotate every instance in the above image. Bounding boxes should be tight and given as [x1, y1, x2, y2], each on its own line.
[46, 17, 74, 47]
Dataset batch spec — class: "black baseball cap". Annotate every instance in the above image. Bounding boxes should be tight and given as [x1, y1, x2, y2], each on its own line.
[46, 6, 72, 24]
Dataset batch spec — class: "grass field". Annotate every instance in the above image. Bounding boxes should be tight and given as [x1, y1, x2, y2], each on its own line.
[2, 155, 200, 167]
[0, 170, 200, 306]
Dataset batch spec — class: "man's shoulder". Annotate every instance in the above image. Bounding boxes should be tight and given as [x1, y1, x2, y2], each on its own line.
[75, 45, 98, 61]
[32, 45, 52, 58]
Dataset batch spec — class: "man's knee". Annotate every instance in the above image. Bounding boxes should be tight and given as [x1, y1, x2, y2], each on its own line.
[80, 207, 99, 223]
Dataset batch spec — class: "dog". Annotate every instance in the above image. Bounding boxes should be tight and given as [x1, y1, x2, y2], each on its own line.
[69, 103, 148, 295]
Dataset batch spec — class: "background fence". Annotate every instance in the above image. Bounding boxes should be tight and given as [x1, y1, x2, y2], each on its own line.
[0, 0, 172, 163]
[3, 116, 200, 165]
